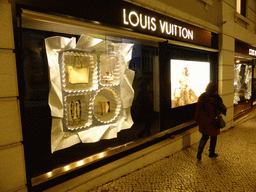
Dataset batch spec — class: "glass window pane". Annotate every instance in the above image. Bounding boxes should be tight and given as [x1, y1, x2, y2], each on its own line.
[234, 60, 252, 115]
[21, 27, 160, 178]
[237, 0, 241, 13]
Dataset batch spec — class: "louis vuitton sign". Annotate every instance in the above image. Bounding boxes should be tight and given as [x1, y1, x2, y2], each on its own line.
[249, 48, 256, 56]
[235, 40, 256, 57]
[123, 9, 194, 41]
[120, 5, 214, 48]
[18, 0, 216, 48]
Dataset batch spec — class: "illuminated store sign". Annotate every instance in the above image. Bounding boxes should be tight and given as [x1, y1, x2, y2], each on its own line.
[249, 48, 256, 56]
[123, 9, 194, 41]
[123, 9, 157, 31]
[19, 0, 216, 48]
[159, 20, 193, 40]
[121, 5, 215, 47]
[235, 41, 256, 57]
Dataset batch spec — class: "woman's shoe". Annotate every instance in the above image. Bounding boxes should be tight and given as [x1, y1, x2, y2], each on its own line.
[197, 153, 202, 160]
[197, 149, 202, 160]
[209, 153, 218, 157]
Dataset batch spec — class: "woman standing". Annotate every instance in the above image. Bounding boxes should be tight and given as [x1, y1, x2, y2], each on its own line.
[195, 82, 226, 160]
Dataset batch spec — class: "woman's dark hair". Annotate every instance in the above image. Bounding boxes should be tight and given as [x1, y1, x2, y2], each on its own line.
[205, 82, 218, 95]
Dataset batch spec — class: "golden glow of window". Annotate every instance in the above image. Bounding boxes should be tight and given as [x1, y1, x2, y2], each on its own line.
[237, 0, 241, 14]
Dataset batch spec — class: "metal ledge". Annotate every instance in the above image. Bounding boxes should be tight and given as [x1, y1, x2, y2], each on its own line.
[234, 105, 256, 126]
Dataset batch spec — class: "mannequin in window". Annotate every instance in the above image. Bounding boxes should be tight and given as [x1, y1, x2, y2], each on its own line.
[172, 67, 198, 107]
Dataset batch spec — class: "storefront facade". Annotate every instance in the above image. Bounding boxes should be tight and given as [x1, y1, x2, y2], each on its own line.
[1, 0, 256, 191]
[221, 0, 256, 125]
[234, 40, 256, 117]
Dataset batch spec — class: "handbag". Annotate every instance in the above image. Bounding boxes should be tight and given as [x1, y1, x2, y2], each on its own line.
[216, 115, 226, 129]
[67, 66, 89, 84]
[67, 56, 89, 84]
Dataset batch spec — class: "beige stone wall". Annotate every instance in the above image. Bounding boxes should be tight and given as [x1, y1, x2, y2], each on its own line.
[0, 0, 27, 191]
[220, 0, 256, 128]
[218, 34, 235, 129]
[156, 0, 221, 26]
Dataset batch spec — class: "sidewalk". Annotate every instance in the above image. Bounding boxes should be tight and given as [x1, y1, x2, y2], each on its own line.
[89, 118, 256, 191]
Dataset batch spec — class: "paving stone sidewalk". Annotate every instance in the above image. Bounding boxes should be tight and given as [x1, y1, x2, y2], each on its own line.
[89, 118, 256, 191]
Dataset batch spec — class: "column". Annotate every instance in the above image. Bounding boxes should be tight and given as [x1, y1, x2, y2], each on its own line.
[219, 1, 236, 128]
[0, 0, 27, 191]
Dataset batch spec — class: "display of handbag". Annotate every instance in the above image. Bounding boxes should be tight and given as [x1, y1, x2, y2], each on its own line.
[216, 115, 226, 129]
[67, 66, 89, 84]
[67, 56, 89, 84]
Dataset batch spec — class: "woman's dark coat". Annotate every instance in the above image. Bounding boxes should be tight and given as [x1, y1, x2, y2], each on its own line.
[195, 92, 226, 136]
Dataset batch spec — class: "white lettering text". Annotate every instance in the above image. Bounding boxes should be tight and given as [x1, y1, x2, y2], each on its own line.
[123, 9, 129, 25]
[151, 17, 156, 31]
[159, 20, 193, 40]
[140, 14, 147, 29]
[123, 9, 194, 40]
[129, 11, 139, 27]
[249, 49, 256, 56]
[123, 9, 157, 32]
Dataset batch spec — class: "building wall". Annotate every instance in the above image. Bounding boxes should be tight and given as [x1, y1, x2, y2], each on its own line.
[157, 0, 221, 27]
[0, 0, 27, 191]
[219, 0, 235, 129]
[221, 0, 256, 127]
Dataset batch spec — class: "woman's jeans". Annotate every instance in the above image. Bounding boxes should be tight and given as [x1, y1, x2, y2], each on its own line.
[198, 134, 217, 154]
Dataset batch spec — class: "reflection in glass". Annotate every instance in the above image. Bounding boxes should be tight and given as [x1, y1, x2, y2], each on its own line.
[128, 40, 159, 138]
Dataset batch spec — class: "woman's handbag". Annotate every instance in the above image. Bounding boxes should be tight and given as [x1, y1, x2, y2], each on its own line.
[216, 115, 226, 129]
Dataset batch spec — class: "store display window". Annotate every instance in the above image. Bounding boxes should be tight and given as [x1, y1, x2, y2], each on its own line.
[19, 15, 159, 186]
[234, 57, 253, 115]
[253, 64, 256, 105]
[159, 42, 218, 130]
[45, 35, 136, 152]
[171, 60, 210, 108]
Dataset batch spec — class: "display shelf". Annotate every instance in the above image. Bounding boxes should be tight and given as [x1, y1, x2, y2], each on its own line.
[63, 93, 93, 131]
[93, 87, 121, 123]
[59, 50, 98, 93]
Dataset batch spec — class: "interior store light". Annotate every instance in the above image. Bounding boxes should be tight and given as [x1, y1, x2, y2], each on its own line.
[77, 160, 84, 167]
[64, 165, 70, 171]
[46, 171, 52, 177]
